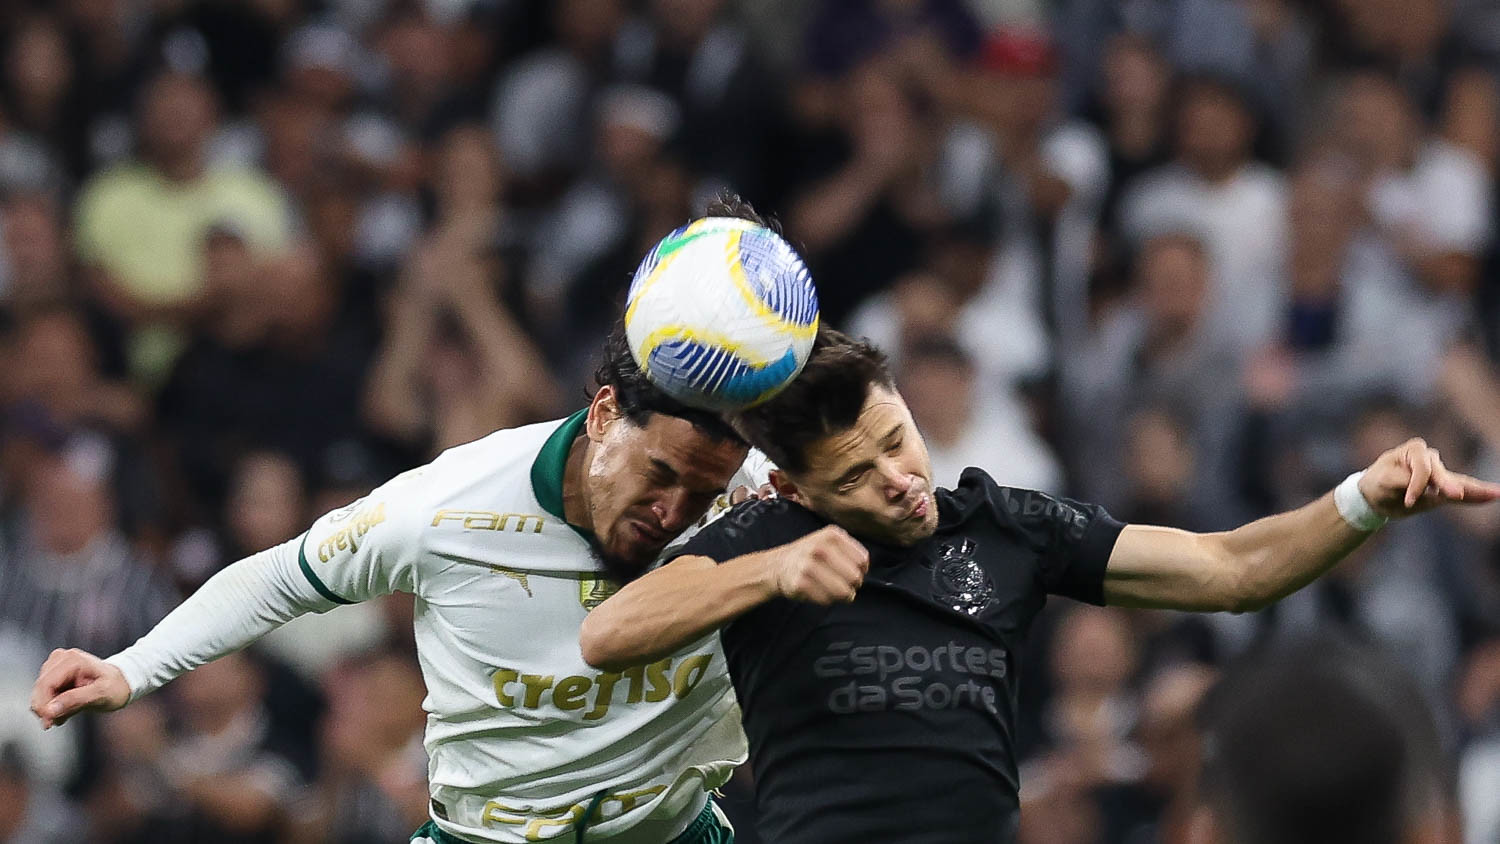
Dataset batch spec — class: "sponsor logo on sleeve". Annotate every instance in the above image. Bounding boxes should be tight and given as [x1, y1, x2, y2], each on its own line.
[315, 502, 387, 562]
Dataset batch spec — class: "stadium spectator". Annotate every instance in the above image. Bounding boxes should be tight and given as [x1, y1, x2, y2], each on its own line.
[897, 332, 1060, 492]
[292, 651, 430, 843]
[1062, 232, 1243, 523]
[96, 653, 307, 844]
[0, 433, 176, 658]
[158, 240, 374, 514]
[1119, 74, 1288, 352]
[0, 741, 78, 844]
[960, 29, 1109, 346]
[73, 70, 292, 381]
[787, 58, 948, 324]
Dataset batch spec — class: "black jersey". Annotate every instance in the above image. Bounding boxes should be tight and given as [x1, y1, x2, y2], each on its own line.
[675, 468, 1125, 844]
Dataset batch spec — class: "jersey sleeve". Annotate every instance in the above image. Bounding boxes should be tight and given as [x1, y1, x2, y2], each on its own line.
[294, 467, 428, 604]
[974, 470, 1124, 606]
[674, 498, 825, 564]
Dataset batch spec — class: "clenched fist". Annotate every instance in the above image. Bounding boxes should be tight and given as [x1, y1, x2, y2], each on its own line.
[1358, 437, 1500, 517]
[769, 525, 871, 604]
[30, 648, 132, 729]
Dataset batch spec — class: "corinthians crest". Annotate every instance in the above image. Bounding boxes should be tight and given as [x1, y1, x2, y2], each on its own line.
[926, 538, 994, 616]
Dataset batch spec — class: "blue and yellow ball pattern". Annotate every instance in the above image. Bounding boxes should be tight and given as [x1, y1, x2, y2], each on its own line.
[625, 217, 820, 411]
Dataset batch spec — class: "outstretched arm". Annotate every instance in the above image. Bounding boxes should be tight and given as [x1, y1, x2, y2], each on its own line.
[31, 537, 332, 728]
[1104, 438, 1500, 612]
[580, 526, 870, 671]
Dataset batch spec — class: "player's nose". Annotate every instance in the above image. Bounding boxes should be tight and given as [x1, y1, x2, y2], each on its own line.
[878, 459, 911, 501]
[653, 495, 692, 533]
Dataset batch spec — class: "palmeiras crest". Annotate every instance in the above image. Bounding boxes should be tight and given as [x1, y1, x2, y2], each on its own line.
[925, 538, 994, 616]
[579, 577, 621, 610]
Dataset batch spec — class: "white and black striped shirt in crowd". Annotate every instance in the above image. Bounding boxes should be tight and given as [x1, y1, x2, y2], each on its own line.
[0, 529, 179, 658]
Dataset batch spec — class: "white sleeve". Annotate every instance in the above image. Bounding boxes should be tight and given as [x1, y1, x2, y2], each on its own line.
[105, 468, 429, 701]
[293, 468, 425, 603]
[105, 536, 329, 701]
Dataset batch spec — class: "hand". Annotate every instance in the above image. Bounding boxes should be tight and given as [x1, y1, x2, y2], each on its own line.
[769, 526, 870, 604]
[1356, 437, 1500, 518]
[30, 648, 132, 729]
[728, 483, 776, 505]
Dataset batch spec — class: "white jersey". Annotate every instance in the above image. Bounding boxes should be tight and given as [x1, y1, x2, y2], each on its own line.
[108, 412, 768, 843]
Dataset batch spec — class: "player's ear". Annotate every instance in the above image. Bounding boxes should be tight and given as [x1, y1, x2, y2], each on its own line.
[587, 386, 623, 442]
[768, 470, 806, 505]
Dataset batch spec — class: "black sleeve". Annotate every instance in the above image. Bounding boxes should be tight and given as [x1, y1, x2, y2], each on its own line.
[673, 498, 828, 564]
[968, 470, 1125, 606]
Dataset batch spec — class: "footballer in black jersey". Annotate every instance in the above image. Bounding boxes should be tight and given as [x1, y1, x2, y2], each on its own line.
[581, 328, 1498, 844]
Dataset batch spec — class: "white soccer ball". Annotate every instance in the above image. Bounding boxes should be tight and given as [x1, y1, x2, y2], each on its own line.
[624, 217, 819, 412]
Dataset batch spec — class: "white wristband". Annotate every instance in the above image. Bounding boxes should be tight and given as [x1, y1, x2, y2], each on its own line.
[1334, 471, 1387, 532]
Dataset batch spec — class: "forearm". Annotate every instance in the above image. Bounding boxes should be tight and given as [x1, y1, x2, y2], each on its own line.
[1215, 492, 1371, 611]
[105, 537, 330, 701]
[1107, 493, 1372, 613]
[580, 553, 776, 671]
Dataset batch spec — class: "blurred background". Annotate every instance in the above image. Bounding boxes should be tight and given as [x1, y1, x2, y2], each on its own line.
[0, 0, 1499, 841]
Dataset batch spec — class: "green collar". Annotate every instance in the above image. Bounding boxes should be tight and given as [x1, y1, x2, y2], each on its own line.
[530, 409, 594, 541]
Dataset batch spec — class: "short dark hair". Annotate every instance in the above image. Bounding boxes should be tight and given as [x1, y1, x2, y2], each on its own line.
[701, 190, 780, 233]
[1197, 637, 1449, 844]
[593, 323, 746, 446]
[732, 327, 895, 475]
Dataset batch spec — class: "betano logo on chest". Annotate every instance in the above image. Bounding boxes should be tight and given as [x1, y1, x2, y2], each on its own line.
[316, 502, 387, 562]
[431, 509, 546, 532]
[490, 654, 714, 722]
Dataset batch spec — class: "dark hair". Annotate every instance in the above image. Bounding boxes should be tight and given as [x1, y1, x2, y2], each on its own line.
[702, 190, 780, 234]
[1197, 637, 1449, 844]
[732, 327, 894, 474]
[593, 323, 746, 446]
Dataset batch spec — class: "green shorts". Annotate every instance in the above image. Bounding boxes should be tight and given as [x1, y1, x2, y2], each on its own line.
[410, 799, 733, 844]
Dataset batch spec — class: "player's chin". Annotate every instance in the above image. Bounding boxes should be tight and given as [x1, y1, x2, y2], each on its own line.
[598, 537, 663, 582]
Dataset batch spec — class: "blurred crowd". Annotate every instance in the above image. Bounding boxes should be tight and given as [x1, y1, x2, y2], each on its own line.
[1, 0, 1500, 842]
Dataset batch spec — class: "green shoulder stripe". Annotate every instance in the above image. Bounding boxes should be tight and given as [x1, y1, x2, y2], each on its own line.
[297, 534, 355, 605]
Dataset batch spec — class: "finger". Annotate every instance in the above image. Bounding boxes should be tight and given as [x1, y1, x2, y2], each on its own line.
[42, 684, 107, 729]
[756, 483, 775, 500]
[1457, 475, 1500, 503]
[1427, 451, 1466, 500]
[30, 659, 83, 716]
[812, 566, 860, 601]
[1405, 446, 1432, 508]
[729, 486, 751, 505]
[832, 556, 866, 588]
[43, 683, 109, 728]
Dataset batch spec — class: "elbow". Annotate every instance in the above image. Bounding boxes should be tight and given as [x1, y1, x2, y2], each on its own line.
[578, 614, 635, 673]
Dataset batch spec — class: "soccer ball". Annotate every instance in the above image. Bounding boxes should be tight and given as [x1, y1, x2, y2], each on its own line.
[624, 217, 819, 412]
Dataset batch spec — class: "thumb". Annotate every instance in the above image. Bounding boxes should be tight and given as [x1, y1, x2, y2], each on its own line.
[43, 683, 111, 729]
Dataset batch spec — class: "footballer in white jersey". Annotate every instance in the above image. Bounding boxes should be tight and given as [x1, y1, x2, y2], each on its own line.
[31, 320, 769, 844]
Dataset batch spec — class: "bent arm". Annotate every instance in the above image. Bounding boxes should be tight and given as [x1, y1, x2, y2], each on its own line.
[106, 536, 332, 701]
[1104, 493, 1366, 613]
[580, 552, 777, 672]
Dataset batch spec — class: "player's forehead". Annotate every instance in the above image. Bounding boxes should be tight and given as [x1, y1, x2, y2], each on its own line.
[804, 387, 910, 479]
[634, 412, 745, 487]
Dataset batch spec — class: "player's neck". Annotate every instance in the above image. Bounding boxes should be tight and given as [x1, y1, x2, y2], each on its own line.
[560, 433, 595, 533]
